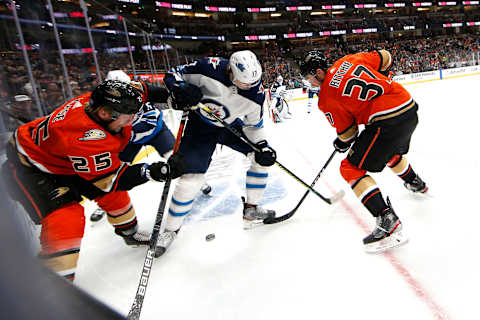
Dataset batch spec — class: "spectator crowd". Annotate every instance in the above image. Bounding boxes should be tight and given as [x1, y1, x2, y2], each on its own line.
[1, 34, 479, 130]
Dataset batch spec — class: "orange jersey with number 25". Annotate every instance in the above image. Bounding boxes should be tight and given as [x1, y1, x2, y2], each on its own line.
[14, 93, 132, 187]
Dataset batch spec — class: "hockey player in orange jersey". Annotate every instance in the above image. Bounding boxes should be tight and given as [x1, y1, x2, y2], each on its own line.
[1, 80, 184, 281]
[299, 50, 428, 253]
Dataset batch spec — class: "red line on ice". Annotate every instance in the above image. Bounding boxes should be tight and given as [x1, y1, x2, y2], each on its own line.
[296, 149, 450, 320]
[336, 197, 450, 320]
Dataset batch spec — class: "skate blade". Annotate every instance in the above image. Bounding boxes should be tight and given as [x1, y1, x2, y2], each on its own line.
[243, 219, 267, 230]
[364, 232, 409, 254]
[413, 188, 434, 199]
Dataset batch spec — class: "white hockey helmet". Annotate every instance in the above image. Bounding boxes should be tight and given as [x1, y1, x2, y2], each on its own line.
[276, 75, 283, 84]
[106, 70, 131, 83]
[229, 50, 262, 90]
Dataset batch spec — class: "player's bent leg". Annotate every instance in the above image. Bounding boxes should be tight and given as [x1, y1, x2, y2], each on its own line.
[39, 202, 85, 281]
[165, 173, 205, 231]
[155, 173, 205, 257]
[387, 155, 428, 193]
[340, 158, 408, 252]
[96, 191, 150, 246]
[242, 156, 275, 229]
[341, 160, 387, 216]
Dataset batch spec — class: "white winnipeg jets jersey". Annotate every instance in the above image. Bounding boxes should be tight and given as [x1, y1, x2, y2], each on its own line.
[271, 82, 287, 99]
[164, 57, 267, 143]
[302, 79, 320, 94]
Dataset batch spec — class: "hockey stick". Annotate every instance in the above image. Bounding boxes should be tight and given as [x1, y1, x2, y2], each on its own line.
[198, 103, 343, 205]
[126, 110, 188, 320]
[263, 150, 341, 224]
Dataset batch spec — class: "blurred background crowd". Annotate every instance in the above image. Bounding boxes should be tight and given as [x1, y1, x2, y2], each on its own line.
[0, 0, 479, 131]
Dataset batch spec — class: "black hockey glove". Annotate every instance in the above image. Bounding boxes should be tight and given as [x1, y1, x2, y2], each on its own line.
[143, 162, 170, 182]
[333, 137, 352, 153]
[144, 153, 185, 181]
[254, 140, 277, 167]
[169, 81, 203, 110]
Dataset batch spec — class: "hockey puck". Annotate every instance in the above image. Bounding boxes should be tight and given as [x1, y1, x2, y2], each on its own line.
[205, 233, 215, 241]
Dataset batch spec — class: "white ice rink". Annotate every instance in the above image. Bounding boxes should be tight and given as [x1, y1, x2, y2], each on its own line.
[75, 74, 480, 320]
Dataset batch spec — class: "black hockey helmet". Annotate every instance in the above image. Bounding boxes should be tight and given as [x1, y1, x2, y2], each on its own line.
[299, 50, 329, 77]
[90, 80, 143, 115]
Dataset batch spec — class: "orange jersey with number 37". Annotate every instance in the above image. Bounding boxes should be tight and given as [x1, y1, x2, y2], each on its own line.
[318, 51, 415, 142]
[14, 93, 132, 184]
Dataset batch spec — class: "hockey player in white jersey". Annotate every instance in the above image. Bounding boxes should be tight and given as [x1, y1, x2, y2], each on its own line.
[155, 50, 277, 257]
[269, 75, 291, 122]
[302, 79, 319, 114]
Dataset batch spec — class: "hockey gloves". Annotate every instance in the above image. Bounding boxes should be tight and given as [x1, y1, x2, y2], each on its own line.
[254, 140, 277, 166]
[169, 81, 203, 110]
[333, 137, 352, 153]
[144, 153, 185, 181]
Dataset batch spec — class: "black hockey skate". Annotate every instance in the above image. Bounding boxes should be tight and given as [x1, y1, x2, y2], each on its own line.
[242, 197, 275, 229]
[404, 175, 428, 193]
[115, 227, 150, 246]
[90, 208, 106, 222]
[363, 198, 408, 253]
[154, 230, 177, 257]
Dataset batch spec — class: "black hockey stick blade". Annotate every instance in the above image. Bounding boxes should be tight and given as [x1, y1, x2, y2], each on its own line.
[262, 189, 344, 224]
[263, 149, 344, 225]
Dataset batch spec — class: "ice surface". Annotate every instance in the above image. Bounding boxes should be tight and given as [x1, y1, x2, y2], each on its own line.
[75, 75, 480, 320]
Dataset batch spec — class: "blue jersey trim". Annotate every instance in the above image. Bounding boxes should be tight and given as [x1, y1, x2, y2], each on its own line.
[171, 197, 194, 206]
[253, 118, 263, 128]
[246, 183, 267, 189]
[133, 119, 162, 144]
[247, 171, 268, 178]
[168, 208, 191, 217]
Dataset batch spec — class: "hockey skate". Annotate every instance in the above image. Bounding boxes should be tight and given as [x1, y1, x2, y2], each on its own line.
[201, 183, 212, 195]
[363, 198, 408, 253]
[242, 197, 275, 230]
[90, 208, 106, 222]
[154, 230, 177, 257]
[115, 228, 151, 246]
[404, 175, 428, 194]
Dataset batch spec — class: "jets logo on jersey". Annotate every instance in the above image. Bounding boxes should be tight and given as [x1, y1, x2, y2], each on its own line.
[79, 129, 107, 141]
[199, 99, 230, 123]
[208, 57, 221, 69]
